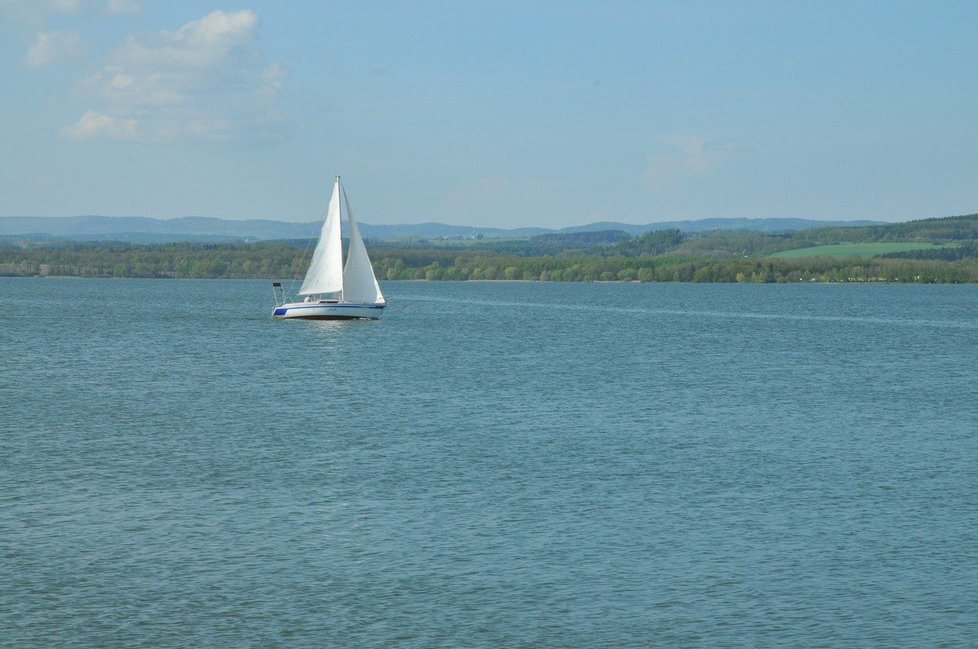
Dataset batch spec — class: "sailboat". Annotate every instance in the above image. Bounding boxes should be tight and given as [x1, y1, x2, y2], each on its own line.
[271, 176, 386, 319]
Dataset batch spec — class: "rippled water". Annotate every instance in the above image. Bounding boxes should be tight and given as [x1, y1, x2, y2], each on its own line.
[2, 278, 977, 646]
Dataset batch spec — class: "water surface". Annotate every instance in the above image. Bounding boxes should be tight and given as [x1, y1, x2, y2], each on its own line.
[2, 279, 977, 646]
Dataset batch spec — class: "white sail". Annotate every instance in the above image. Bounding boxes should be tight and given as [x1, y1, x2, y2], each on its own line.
[342, 187, 385, 305]
[298, 177, 344, 296]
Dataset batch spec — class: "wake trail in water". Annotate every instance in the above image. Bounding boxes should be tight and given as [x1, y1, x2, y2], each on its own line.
[415, 294, 978, 330]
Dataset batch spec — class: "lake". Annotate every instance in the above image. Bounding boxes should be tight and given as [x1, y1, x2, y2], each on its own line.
[2, 278, 977, 647]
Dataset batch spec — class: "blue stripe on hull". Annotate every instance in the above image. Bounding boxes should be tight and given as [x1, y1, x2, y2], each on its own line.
[272, 303, 385, 320]
[288, 315, 377, 320]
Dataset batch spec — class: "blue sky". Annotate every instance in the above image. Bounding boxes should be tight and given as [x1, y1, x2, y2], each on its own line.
[1, 1, 976, 228]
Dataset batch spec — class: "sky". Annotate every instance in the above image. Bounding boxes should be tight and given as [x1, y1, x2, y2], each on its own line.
[1, 1, 976, 228]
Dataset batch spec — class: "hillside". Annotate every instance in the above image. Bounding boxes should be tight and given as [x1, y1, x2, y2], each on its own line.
[3, 212, 977, 284]
[0, 215, 882, 243]
[559, 217, 881, 236]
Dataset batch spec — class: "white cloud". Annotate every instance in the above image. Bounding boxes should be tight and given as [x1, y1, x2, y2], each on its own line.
[0, 0, 84, 23]
[2, 0, 139, 20]
[104, 0, 141, 15]
[115, 9, 259, 69]
[67, 9, 285, 142]
[24, 30, 83, 68]
[53, 0, 84, 13]
[60, 110, 139, 140]
[5, 0, 140, 73]
[644, 135, 745, 192]
[260, 63, 287, 97]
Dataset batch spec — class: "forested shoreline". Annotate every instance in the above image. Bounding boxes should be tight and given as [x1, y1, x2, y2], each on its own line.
[3, 240, 978, 283]
[4, 213, 978, 283]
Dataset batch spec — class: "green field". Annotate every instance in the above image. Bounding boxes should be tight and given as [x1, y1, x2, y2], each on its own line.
[769, 242, 957, 259]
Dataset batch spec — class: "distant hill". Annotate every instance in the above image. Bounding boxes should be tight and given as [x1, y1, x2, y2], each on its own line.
[559, 218, 883, 236]
[0, 215, 885, 244]
[359, 222, 551, 240]
[0, 216, 320, 243]
[791, 213, 978, 243]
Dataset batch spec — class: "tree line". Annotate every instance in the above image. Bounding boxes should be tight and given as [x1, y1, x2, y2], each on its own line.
[4, 240, 978, 283]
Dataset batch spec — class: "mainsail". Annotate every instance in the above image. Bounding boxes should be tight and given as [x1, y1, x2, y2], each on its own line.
[298, 177, 344, 296]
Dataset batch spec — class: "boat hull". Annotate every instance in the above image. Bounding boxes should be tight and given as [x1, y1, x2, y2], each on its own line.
[272, 301, 385, 320]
